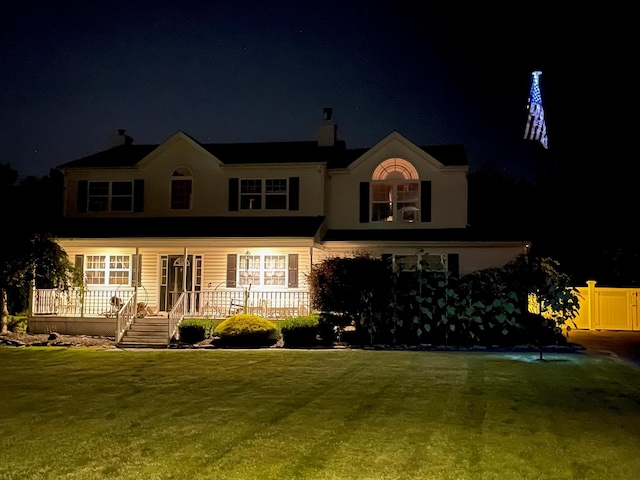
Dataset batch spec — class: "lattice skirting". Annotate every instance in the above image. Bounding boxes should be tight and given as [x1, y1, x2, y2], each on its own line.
[28, 317, 117, 337]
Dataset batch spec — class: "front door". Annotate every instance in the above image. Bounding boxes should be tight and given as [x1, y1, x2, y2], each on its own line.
[160, 255, 202, 311]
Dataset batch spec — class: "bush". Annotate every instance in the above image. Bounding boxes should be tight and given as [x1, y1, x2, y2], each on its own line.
[213, 314, 280, 348]
[8, 315, 27, 333]
[280, 314, 320, 348]
[178, 318, 221, 344]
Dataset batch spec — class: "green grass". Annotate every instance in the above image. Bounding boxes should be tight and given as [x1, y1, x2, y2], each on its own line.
[1, 348, 639, 480]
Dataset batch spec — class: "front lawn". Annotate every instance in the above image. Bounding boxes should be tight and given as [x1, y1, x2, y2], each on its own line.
[1, 348, 639, 479]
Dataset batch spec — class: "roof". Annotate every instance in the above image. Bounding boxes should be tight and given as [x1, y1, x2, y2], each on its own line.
[322, 227, 530, 243]
[56, 136, 467, 170]
[53, 216, 326, 239]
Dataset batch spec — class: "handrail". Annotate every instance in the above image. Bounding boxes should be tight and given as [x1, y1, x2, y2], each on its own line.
[168, 292, 186, 344]
[115, 292, 137, 343]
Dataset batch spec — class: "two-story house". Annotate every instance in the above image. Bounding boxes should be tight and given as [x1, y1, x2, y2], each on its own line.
[28, 109, 530, 345]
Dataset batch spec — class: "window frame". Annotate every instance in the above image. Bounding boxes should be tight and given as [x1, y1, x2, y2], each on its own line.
[86, 181, 134, 212]
[238, 253, 288, 287]
[239, 178, 288, 211]
[84, 254, 132, 287]
[170, 167, 193, 210]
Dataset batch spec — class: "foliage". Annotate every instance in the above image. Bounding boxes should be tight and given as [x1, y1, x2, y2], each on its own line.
[213, 314, 280, 347]
[178, 318, 222, 344]
[7, 315, 28, 333]
[279, 314, 320, 348]
[1, 232, 82, 333]
[306, 252, 392, 340]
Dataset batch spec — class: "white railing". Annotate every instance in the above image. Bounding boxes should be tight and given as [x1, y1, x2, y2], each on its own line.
[186, 289, 311, 319]
[32, 287, 312, 320]
[168, 292, 187, 342]
[32, 287, 135, 317]
[115, 293, 138, 343]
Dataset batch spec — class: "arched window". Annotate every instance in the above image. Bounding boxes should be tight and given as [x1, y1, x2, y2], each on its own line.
[171, 167, 192, 210]
[371, 158, 420, 222]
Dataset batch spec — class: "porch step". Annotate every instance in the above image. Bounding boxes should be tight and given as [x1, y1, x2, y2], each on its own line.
[118, 317, 171, 348]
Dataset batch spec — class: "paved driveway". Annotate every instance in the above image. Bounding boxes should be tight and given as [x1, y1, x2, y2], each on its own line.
[567, 329, 640, 367]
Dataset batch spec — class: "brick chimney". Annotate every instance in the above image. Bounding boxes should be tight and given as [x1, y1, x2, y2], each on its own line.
[109, 129, 133, 148]
[317, 108, 337, 147]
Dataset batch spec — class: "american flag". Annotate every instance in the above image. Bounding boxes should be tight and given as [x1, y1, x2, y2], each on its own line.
[524, 71, 548, 149]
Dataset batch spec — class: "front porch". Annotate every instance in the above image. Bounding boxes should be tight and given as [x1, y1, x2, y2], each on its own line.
[29, 287, 312, 345]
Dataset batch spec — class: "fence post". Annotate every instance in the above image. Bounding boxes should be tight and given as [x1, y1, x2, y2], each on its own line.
[586, 280, 597, 330]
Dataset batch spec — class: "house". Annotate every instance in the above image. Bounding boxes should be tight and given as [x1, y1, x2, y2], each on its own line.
[28, 108, 530, 345]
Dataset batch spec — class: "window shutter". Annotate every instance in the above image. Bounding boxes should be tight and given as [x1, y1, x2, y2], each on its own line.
[359, 182, 370, 223]
[133, 180, 144, 212]
[132, 254, 142, 287]
[226, 254, 237, 287]
[289, 177, 299, 211]
[288, 254, 299, 288]
[447, 253, 459, 278]
[421, 181, 432, 222]
[228, 178, 239, 211]
[77, 180, 88, 213]
[74, 255, 84, 272]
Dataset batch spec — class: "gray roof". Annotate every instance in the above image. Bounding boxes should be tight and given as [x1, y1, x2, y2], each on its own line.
[56, 136, 468, 170]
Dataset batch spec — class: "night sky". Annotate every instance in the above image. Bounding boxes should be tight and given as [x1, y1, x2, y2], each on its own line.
[1, 1, 632, 182]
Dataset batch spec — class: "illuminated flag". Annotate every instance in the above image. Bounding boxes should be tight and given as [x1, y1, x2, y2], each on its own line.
[524, 71, 548, 149]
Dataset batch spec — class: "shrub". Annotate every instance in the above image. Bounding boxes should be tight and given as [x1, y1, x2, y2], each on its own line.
[280, 314, 320, 348]
[178, 318, 221, 344]
[8, 315, 27, 333]
[213, 314, 280, 348]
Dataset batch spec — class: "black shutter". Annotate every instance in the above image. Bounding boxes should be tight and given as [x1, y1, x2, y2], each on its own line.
[448, 253, 459, 278]
[77, 180, 88, 213]
[228, 178, 239, 211]
[359, 182, 370, 223]
[289, 177, 299, 211]
[421, 181, 431, 222]
[226, 254, 237, 287]
[133, 180, 144, 212]
[288, 254, 299, 288]
[74, 255, 84, 272]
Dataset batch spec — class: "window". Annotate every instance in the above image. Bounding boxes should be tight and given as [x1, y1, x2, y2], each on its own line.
[85, 255, 131, 286]
[371, 158, 420, 222]
[86, 181, 133, 212]
[171, 167, 192, 210]
[238, 254, 287, 286]
[240, 179, 287, 210]
[392, 253, 447, 273]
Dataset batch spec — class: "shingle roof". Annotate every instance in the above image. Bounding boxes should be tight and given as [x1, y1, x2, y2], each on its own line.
[53, 216, 326, 239]
[322, 227, 529, 243]
[56, 137, 467, 170]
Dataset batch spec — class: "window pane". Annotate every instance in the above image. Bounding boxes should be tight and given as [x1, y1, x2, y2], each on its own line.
[111, 197, 132, 211]
[241, 180, 262, 194]
[240, 195, 262, 209]
[265, 194, 287, 209]
[265, 179, 286, 193]
[111, 182, 132, 196]
[171, 179, 192, 209]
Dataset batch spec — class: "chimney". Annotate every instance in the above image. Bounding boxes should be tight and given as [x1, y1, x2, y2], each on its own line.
[109, 129, 133, 148]
[317, 107, 337, 147]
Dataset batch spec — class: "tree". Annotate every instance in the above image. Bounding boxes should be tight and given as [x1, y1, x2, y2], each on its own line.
[306, 252, 392, 343]
[0, 233, 81, 333]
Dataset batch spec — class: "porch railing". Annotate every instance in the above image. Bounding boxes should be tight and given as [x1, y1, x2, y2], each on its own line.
[184, 289, 311, 319]
[31, 287, 312, 320]
[168, 292, 187, 342]
[32, 287, 136, 317]
[115, 293, 137, 343]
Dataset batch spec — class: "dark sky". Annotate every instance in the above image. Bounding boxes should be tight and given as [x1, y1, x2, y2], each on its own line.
[1, 1, 632, 182]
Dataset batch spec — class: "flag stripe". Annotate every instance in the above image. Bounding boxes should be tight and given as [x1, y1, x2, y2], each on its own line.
[524, 72, 548, 149]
